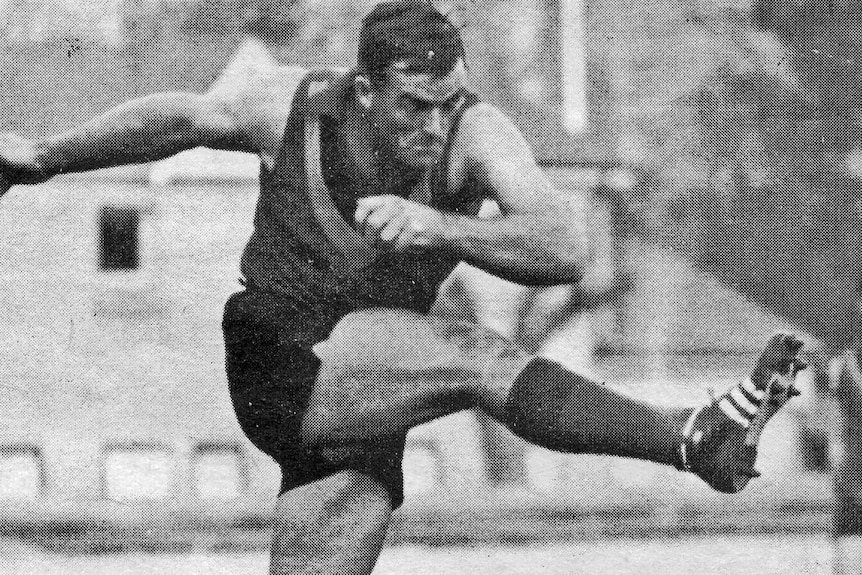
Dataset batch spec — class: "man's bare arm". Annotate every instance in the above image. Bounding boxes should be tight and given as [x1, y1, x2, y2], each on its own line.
[32, 92, 247, 177]
[0, 66, 303, 195]
[439, 104, 593, 285]
[356, 104, 593, 286]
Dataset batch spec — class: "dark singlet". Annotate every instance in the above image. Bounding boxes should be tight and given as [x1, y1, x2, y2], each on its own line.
[239, 69, 484, 327]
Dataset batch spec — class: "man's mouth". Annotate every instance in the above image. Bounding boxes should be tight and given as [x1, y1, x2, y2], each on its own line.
[410, 143, 444, 154]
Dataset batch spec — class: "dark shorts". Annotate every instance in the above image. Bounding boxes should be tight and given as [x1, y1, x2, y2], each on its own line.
[222, 289, 407, 508]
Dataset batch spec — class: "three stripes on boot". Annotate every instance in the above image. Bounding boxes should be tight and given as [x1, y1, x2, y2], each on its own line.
[677, 378, 765, 472]
[718, 378, 765, 428]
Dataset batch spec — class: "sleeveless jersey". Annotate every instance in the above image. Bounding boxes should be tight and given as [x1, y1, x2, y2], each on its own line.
[240, 69, 485, 319]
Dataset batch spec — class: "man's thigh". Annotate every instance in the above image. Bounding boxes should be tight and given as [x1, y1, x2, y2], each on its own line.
[303, 308, 532, 444]
[312, 307, 530, 389]
[222, 290, 409, 507]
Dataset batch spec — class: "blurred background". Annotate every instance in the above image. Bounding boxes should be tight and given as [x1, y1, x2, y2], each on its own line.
[0, 0, 859, 573]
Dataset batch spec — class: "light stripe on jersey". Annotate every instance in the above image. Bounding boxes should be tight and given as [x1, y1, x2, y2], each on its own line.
[303, 81, 377, 271]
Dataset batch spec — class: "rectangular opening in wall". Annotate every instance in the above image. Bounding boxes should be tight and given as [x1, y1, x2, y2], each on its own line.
[99, 205, 140, 271]
[192, 442, 246, 500]
[102, 443, 173, 502]
[0, 445, 45, 499]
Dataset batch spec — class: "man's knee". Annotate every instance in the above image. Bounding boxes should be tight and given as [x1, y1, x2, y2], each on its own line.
[430, 315, 524, 359]
[272, 471, 392, 545]
[277, 470, 392, 518]
[271, 471, 392, 572]
[323, 469, 394, 515]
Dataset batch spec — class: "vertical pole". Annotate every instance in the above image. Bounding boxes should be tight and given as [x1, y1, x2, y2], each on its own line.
[832, 351, 862, 574]
[559, 0, 588, 134]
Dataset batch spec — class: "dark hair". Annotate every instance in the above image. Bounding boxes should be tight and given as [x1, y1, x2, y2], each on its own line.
[357, 1, 466, 85]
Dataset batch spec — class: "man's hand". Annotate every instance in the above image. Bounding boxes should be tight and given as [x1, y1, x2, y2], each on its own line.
[355, 195, 448, 252]
[0, 133, 48, 198]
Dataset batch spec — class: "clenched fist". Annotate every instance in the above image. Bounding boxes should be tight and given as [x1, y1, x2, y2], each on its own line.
[0, 133, 48, 198]
[355, 195, 448, 252]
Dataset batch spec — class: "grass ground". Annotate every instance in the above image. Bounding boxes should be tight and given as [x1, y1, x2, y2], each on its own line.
[0, 534, 835, 575]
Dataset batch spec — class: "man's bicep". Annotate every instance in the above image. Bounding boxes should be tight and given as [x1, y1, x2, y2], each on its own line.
[183, 94, 253, 153]
[203, 89, 284, 163]
[206, 66, 306, 167]
[465, 106, 574, 217]
[464, 105, 595, 263]
[483, 153, 561, 215]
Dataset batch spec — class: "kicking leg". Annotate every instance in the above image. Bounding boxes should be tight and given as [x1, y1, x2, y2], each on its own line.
[303, 307, 698, 467]
[303, 308, 803, 493]
[269, 470, 392, 575]
[506, 333, 805, 492]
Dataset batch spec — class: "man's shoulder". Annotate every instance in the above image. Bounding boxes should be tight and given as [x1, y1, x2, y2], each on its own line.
[453, 102, 529, 164]
[218, 65, 308, 104]
[457, 102, 520, 141]
[213, 66, 350, 171]
[445, 100, 541, 197]
[266, 66, 351, 93]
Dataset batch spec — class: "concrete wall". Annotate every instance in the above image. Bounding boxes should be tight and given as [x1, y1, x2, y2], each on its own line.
[0, 175, 507, 523]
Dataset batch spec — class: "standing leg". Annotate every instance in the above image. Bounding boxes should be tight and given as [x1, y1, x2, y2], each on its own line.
[222, 291, 401, 575]
[269, 471, 392, 575]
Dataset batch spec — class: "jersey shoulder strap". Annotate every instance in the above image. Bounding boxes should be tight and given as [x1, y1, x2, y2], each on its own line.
[297, 70, 376, 271]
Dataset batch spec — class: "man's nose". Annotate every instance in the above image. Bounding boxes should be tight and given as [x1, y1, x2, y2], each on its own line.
[423, 107, 445, 139]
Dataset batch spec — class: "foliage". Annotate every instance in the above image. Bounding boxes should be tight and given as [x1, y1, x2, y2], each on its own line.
[637, 13, 862, 349]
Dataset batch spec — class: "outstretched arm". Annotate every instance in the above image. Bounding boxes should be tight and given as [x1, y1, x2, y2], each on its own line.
[37, 92, 250, 175]
[0, 66, 298, 196]
[356, 104, 594, 286]
[0, 93, 240, 195]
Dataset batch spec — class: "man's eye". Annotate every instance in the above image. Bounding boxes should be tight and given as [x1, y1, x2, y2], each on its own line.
[402, 98, 431, 113]
[400, 95, 462, 114]
[442, 95, 464, 112]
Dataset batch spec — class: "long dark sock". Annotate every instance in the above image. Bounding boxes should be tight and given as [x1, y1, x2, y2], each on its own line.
[505, 358, 689, 467]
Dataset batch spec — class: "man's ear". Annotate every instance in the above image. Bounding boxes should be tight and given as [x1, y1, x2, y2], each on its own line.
[354, 74, 374, 110]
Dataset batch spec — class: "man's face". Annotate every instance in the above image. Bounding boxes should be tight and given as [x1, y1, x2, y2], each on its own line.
[363, 59, 467, 169]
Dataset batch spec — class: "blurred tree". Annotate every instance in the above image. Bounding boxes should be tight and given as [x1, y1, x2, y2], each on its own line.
[751, 2, 862, 564]
[240, 0, 298, 44]
[180, 0, 298, 40]
[645, 0, 862, 563]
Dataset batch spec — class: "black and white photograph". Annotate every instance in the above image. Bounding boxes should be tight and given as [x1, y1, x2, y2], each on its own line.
[0, 1, 853, 573]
